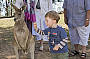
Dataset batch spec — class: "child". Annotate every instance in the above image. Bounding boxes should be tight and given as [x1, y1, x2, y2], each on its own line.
[34, 11, 68, 59]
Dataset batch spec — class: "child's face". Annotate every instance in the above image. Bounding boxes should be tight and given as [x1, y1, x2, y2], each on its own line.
[45, 17, 56, 27]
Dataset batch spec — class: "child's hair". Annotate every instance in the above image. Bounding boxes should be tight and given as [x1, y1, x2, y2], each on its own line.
[45, 11, 60, 23]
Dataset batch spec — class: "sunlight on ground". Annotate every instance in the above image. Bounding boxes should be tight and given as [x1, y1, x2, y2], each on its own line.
[0, 14, 67, 29]
[6, 55, 16, 59]
[0, 18, 15, 28]
[6, 55, 26, 59]
[58, 14, 68, 29]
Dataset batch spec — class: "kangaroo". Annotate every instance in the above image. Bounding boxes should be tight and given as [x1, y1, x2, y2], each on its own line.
[12, 4, 35, 59]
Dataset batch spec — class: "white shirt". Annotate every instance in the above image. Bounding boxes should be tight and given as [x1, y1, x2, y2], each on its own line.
[14, 0, 24, 9]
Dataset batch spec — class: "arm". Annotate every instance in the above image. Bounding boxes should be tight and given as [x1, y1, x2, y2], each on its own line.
[53, 38, 68, 50]
[85, 10, 90, 27]
[63, 0, 68, 25]
[58, 38, 68, 49]
[85, 0, 90, 27]
[53, 28, 68, 50]
[64, 9, 68, 25]
[33, 22, 45, 35]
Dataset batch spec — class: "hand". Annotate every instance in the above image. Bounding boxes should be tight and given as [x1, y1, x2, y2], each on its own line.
[85, 20, 89, 27]
[53, 45, 60, 51]
[33, 22, 37, 30]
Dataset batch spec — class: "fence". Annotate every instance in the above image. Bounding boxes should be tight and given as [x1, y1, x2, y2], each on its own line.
[0, 0, 15, 18]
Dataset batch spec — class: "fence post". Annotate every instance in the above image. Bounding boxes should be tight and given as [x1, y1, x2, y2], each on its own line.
[11, 0, 12, 16]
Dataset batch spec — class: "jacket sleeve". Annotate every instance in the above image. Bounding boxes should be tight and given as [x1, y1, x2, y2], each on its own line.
[58, 37, 68, 49]
[58, 28, 68, 49]
[35, 28, 49, 35]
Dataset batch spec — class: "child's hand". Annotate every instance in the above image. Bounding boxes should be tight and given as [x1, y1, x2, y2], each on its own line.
[33, 22, 37, 30]
[53, 45, 60, 51]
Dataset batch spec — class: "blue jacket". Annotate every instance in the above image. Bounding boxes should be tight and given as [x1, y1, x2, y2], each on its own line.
[43, 26, 68, 53]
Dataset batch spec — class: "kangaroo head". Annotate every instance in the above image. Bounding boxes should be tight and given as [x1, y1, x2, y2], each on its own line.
[12, 4, 26, 22]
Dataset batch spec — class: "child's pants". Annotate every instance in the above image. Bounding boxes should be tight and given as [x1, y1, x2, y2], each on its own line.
[51, 52, 68, 59]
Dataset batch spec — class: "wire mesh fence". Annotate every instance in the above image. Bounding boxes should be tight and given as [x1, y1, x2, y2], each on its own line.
[0, 0, 16, 18]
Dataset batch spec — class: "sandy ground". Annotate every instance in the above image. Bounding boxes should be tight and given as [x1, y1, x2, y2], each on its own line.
[0, 18, 90, 59]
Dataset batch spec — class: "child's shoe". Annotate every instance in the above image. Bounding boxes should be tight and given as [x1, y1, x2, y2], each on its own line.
[39, 46, 43, 51]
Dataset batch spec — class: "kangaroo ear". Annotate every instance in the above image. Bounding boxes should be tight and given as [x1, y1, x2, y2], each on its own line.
[11, 3, 21, 11]
[21, 4, 26, 11]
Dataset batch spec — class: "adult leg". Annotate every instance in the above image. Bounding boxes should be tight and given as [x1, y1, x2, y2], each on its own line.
[77, 26, 89, 52]
[77, 25, 90, 58]
[39, 39, 43, 51]
[81, 45, 86, 53]
[74, 44, 79, 52]
[69, 27, 80, 56]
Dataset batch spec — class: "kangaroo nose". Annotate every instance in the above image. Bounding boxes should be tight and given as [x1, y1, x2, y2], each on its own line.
[14, 18, 16, 21]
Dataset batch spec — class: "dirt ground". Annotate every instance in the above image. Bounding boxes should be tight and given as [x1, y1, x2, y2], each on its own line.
[0, 18, 90, 59]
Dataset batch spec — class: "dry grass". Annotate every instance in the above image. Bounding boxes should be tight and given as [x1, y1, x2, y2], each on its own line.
[0, 18, 15, 40]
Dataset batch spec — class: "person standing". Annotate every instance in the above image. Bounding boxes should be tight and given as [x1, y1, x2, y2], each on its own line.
[24, 0, 36, 33]
[32, 0, 52, 50]
[63, 0, 90, 58]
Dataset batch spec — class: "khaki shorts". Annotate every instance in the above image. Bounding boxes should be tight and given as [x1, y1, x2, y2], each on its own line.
[69, 25, 90, 46]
